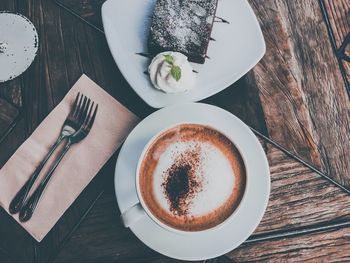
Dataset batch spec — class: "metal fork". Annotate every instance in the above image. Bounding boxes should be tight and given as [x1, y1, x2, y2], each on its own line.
[9, 93, 89, 214]
[19, 102, 98, 222]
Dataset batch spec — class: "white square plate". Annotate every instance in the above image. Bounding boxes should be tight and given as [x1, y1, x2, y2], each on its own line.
[102, 0, 265, 108]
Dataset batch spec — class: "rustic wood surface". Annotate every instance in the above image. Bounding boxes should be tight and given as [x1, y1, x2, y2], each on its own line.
[0, 0, 349, 262]
[324, 0, 350, 47]
[323, 0, 350, 102]
[248, 0, 350, 188]
[52, 144, 350, 263]
[229, 226, 350, 262]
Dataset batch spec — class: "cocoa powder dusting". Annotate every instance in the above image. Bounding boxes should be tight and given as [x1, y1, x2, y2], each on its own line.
[161, 145, 203, 216]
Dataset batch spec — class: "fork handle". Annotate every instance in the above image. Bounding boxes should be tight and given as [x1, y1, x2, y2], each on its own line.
[19, 140, 72, 222]
[9, 136, 66, 214]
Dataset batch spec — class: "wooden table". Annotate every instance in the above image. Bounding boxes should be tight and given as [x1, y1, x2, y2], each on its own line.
[0, 0, 350, 262]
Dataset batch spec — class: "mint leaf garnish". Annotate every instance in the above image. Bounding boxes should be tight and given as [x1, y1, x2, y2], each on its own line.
[163, 54, 182, 81]
[164, 54, 174, 65]
[171, 65, 182, 81]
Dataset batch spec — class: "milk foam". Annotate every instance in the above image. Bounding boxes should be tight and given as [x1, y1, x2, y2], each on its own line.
[152, 140, 235, 217]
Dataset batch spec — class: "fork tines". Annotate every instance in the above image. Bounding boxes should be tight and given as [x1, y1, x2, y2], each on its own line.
[73, 93, 98, 132]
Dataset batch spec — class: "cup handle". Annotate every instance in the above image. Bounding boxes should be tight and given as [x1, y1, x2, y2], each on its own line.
[120, 203, 146, 228]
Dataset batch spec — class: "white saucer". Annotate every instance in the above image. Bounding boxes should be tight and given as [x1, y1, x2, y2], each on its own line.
[0, 12, 38, 83]
[114, 103, 270, 261]
[102, 0, 265, 108]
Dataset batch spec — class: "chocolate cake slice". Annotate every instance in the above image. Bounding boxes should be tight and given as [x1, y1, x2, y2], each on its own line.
[148, 0, 218, 64]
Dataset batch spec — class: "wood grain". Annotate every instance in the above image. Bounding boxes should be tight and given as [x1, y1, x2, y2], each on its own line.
[0, 120, 33, 263]
[0, 206, 34, 263]
[247, 0, 350, 188]
[345, 62, 350, 89]
[1, 0, 350, 262]
[0, 247, 16, 263]
[228, 227, 350, 262]
[323, 0, 350, 47]
[256, 144, 350, 234]
[53, 182, 230, 263]
[0, 98, 18, 136]
[2, 0, 151, 262]
[0, 80, 22, 108]
[55, 0, 105, 31]
[323, 0, 350, 103]
[36, 157, 117, 263]
[52, 182, 157, 263]
[52, 142, 350, 262]
[0, 118, 25, 166]
[203, 76, 269, 132]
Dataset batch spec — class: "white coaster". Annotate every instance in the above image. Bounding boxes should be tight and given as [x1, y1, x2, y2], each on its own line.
[0, 12, 38, 83]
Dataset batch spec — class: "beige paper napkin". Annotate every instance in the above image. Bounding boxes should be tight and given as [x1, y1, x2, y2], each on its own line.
[0, 74, 139, 242]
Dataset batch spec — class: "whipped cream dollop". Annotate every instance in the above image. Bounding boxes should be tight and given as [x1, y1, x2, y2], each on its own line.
[148, 51, 196, 93]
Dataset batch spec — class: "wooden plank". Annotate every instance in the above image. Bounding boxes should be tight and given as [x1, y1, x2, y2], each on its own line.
[52, 181, 157, 263]
[0, 207, 34, 263]
[323, 0, 350, 48]
[52, 142, 350, 262]
[0, 81, 22, 108]
[0, 119, 35, 263]
[36, 156, 117, 263]
[228, 227, 350, 262]
[0, 1, 15, 11]
[203, 76, 269, 132]
[257, 144, 350, 234]
[0, 98, 19, 136]
[52, 184, 236, 263]
[247, 0, 350, 188]
[16, 0, 69, 133]
[0, 118, 25, 167]
[0, 248, 16, 263]
[345, 62, 350, 89]
[55, 0, 105, 31]
[0, 0, 27, 242]
[106, 255, 231, 263]
[323, 0, 350, 106]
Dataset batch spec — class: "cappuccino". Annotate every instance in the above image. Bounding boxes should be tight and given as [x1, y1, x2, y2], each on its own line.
[139, 124, 246, 231]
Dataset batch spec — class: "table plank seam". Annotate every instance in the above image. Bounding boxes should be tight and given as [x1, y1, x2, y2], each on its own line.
[246, 219, 350, 244]
[0, 113, 22, 146]
[46, 190, 105, 263]
[252, 128, 350, 196]
[0, 95, 21, 110]
[34, 240, 38, 263]
[318, 0, 350, 98]
[53, 0, 104, 34]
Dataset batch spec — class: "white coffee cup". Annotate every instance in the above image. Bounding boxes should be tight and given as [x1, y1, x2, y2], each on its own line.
[120, 123, 247, 235]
